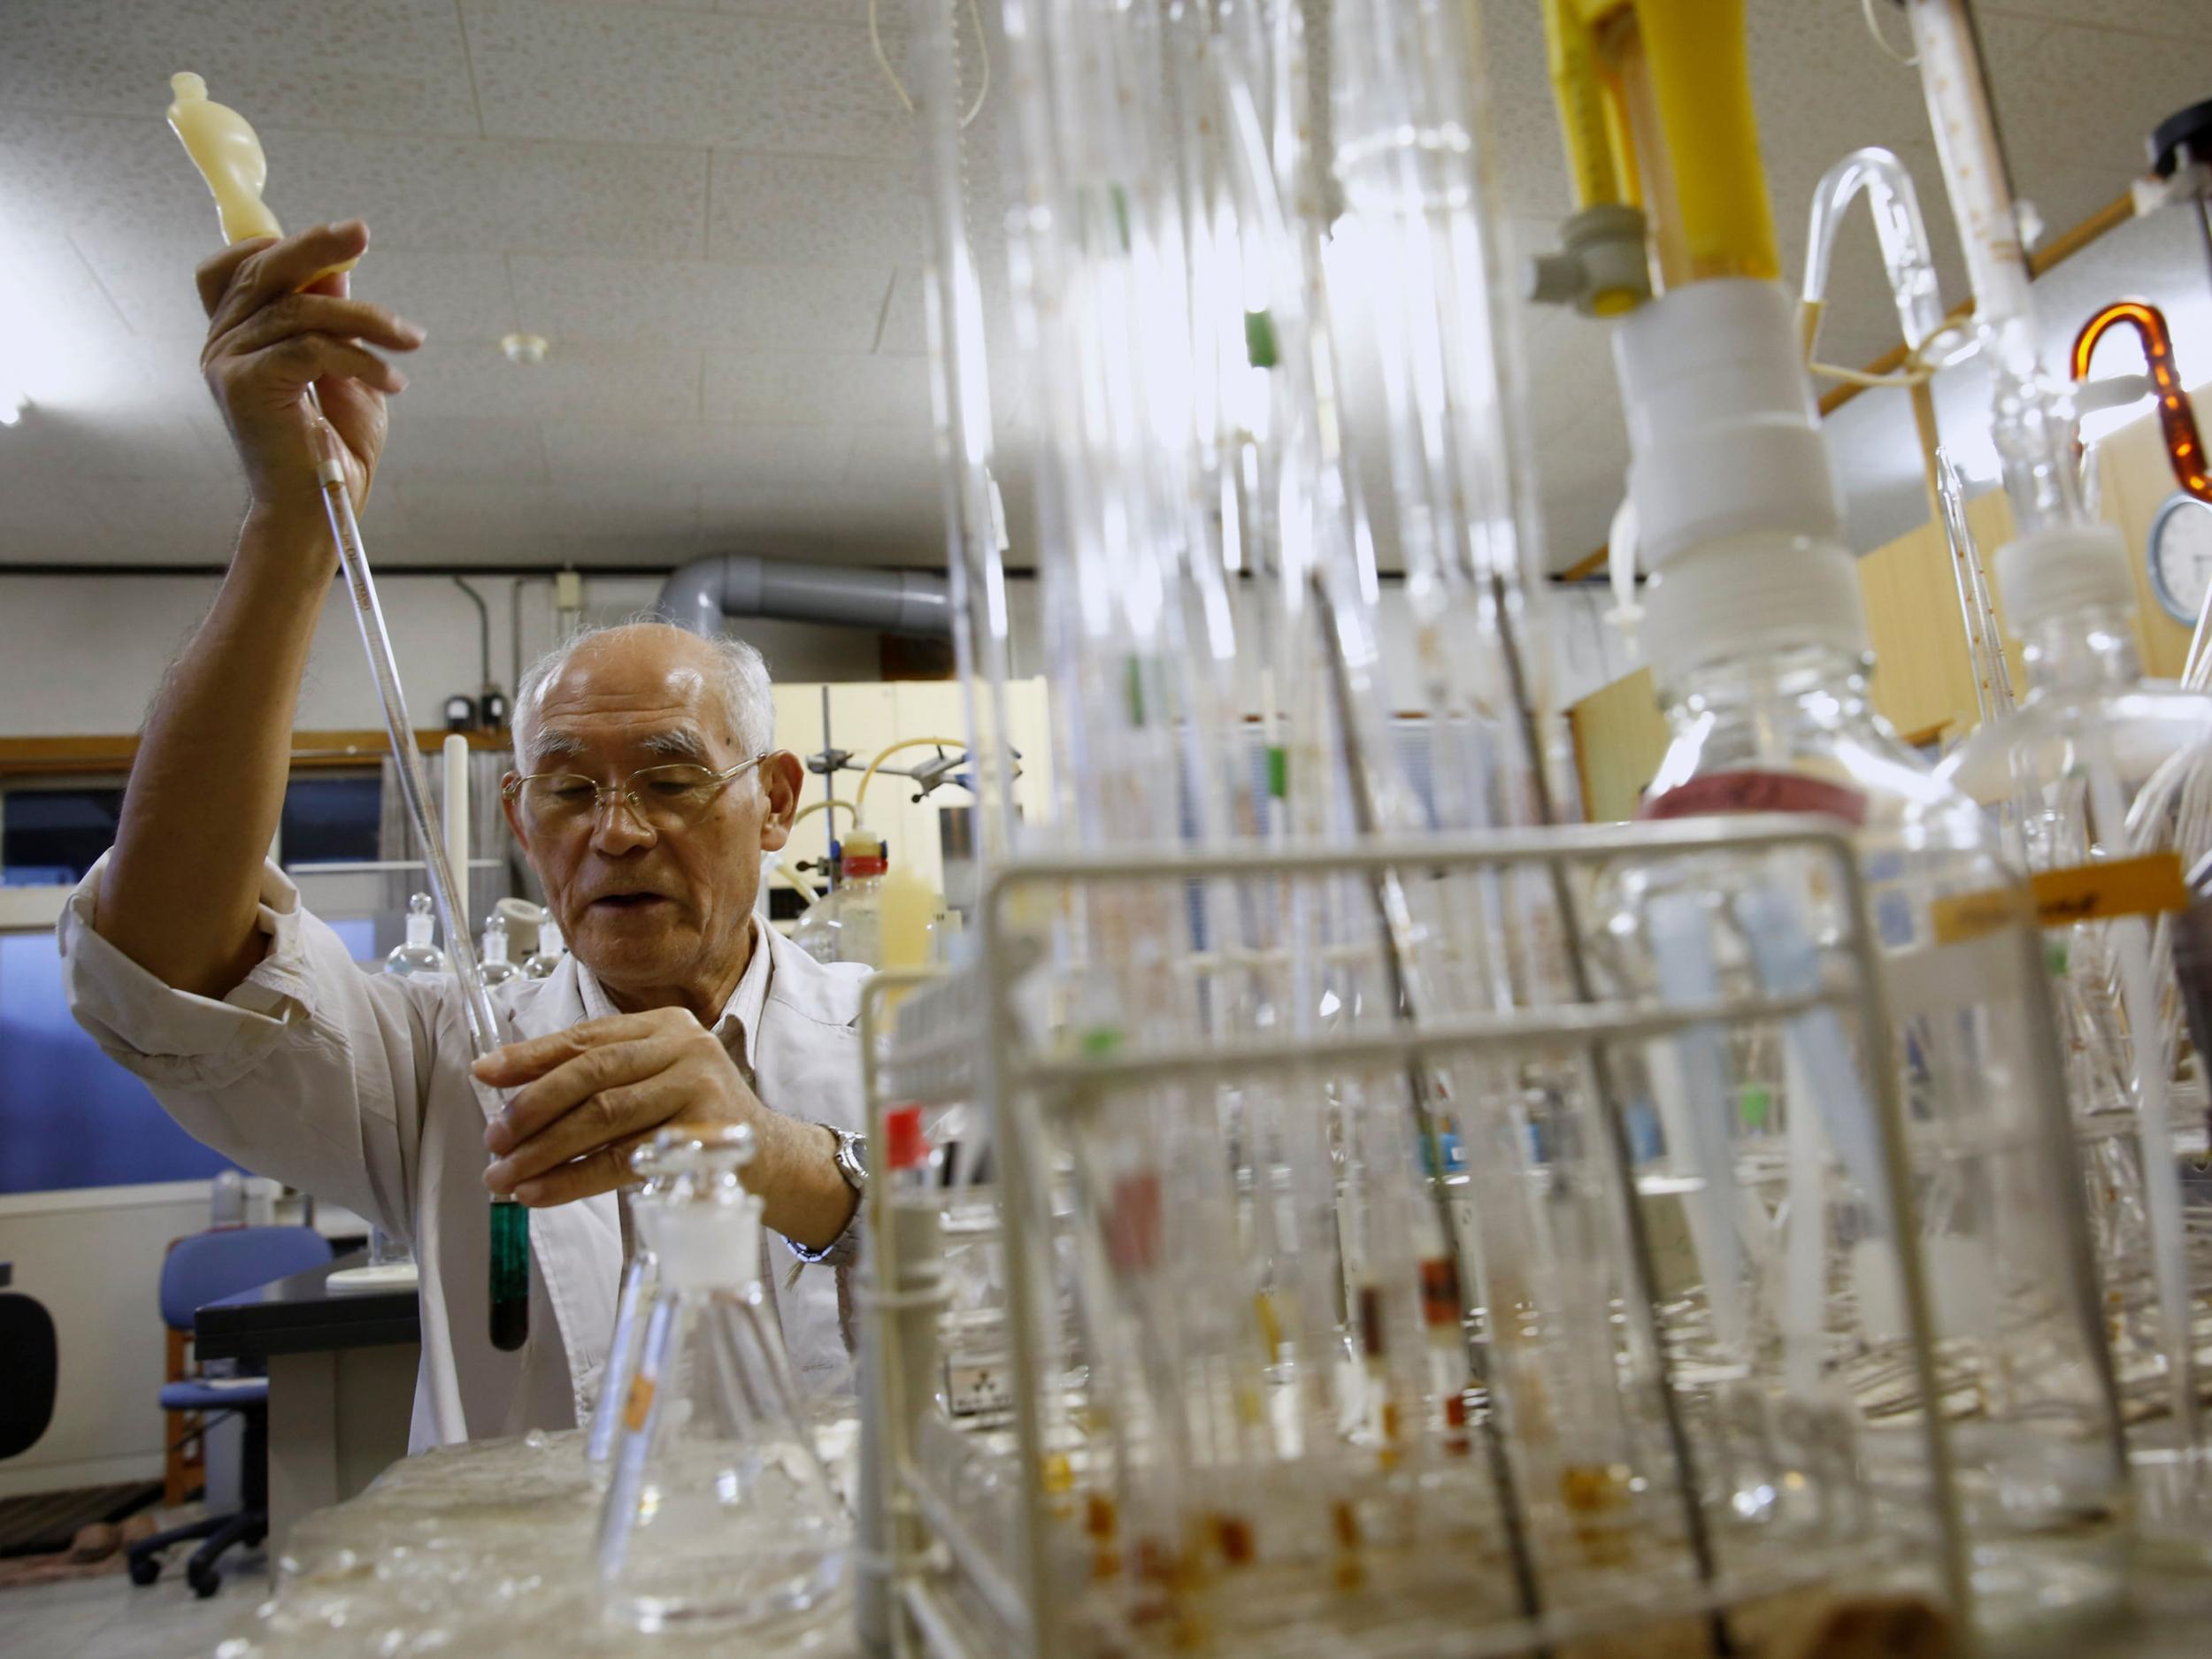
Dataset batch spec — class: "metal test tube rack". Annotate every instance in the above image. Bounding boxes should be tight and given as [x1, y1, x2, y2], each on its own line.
[859, 815, 1993, 1659]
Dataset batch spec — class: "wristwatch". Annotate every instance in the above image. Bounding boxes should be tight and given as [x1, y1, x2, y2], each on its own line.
[787, 1124, 866, 1267]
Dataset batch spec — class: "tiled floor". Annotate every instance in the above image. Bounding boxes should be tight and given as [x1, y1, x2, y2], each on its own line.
[0, 1552, 265, 1659]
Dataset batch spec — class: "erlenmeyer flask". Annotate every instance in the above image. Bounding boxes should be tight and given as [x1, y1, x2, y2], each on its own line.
[583, 1132, 677, 1474]
[595, 1125, 851, 1632]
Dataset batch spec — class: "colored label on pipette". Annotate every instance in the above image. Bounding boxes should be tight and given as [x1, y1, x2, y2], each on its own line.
[1638, 770, 1868, 826]
[2030, 852, 2189, 926]
[622, 1374, 656, 1433]
[1932, 852, 2187, 944]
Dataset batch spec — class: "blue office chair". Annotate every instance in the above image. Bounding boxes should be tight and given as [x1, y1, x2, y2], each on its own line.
[127, 1225, 332, 1598]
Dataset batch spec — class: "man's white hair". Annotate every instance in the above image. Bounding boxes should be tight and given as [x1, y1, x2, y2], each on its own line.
[512, 618, 774, 766]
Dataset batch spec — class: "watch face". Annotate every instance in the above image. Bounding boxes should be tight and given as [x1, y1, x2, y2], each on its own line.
[2149, 494, 2212, 626]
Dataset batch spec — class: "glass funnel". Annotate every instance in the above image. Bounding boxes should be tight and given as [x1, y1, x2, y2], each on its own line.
[594, 1125, 850, 1633]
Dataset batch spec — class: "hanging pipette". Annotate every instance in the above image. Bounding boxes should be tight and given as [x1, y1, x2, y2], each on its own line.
[165, 73, 529, 1353]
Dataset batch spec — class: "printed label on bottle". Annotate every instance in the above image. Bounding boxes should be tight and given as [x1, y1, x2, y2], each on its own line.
[621, 1374, 656, 1432]
[1928, 884, 2036, 947]
[945, 1351, 1012, 1417]
[1637, 772, 1868, 826]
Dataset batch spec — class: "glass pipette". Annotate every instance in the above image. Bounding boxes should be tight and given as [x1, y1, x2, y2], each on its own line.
[164, 74, 529, 1352]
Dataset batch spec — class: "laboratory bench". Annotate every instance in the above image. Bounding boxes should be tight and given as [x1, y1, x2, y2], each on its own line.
[210, 1425, 2212, 1659]
[213, 1425, 862, 1656]
[195, 1248, 421, 1553]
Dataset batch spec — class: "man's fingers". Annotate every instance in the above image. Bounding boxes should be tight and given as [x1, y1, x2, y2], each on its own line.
[214, 293, 426, 358]
[486, 1078, 669, 1191]
[204, 220, 373, 336]
[195, 238, 276, 319]
[508, 1133, 660, 1210]
[482, 1032, 684, 1153]
[218, 335, 407, 401]
[473, 1013, 668, 1088]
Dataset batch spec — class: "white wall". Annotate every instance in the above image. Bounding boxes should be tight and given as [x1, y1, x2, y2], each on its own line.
[0, 572, 889, 740]
[0, 565, 1631, 744]
[0, 1182, 223, 1496]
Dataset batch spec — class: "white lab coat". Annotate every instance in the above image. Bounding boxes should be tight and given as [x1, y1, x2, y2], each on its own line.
[59, 855, 867, 1451]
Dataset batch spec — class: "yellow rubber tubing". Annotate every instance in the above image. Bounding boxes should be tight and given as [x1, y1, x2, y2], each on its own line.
[1635, 0, 1778, 284]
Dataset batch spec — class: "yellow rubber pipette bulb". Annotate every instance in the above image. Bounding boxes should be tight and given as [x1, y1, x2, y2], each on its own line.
[165, 72, 357, 277]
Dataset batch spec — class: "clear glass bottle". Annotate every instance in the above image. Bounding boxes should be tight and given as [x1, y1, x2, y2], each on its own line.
[795, 832, 886, 969]
[521, 915, 564, 980]
[595, 1125, 850, 1632]
[585, 1133, 678, 1475]
[383, 892, 448, 978]
[1940, 603, 2212, 1461]
[478, 911, 520, 988]
[1603, 640, 2127, 1614]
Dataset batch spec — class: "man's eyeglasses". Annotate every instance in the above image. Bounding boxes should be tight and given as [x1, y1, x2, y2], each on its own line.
[503, 757, 768, 831]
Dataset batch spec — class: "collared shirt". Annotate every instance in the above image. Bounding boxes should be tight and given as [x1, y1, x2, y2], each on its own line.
[58, 855, 869, 1452]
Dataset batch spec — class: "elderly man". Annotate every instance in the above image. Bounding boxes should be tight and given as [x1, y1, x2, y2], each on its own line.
[60, 219, 870, 1447]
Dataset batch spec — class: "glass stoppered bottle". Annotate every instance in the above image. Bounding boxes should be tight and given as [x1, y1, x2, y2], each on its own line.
[1600, 634, 2126, 1613]
[1940, 593, 2212, 1470]
[522, 914, 565, 979]
[478, 911, 520, 987]
[384, 892, 448, 977]
[595, 1124, 849, 1632]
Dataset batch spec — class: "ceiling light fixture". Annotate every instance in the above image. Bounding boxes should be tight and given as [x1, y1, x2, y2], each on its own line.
[501, 333, 549, 365]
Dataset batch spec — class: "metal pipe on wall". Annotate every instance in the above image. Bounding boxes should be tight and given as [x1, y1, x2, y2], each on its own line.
[653, 553, 951, 636]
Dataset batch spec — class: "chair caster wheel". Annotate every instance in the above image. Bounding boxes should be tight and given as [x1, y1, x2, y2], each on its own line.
[127, 1555, 161, 1587]
[187, 1563, 219, 1599]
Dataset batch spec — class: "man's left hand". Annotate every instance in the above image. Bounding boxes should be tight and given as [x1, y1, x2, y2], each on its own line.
[474, 1010, 855, 1250]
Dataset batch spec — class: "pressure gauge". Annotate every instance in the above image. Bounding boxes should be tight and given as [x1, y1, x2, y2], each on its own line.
[2148, 493, 2212, 626]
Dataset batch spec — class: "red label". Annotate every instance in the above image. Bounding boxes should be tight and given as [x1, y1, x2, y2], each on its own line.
[1638, 771, 1868, 827]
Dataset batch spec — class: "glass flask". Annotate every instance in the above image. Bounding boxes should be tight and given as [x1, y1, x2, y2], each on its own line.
[584, 1133, 677, 1473]
[384, 892, 448, 978]
[1599, 639, 2128, 1617]
[477, 911, 521, 988]
[521, 915, 564, 979]
[1940, 603, 2212, 1459]
[595, 1125, 850, 1632]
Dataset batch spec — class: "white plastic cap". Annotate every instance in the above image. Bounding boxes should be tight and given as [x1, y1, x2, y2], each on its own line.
[1993, 523, 2133, 633]
[1613, 280, 1843, 571]
[1643, 531, 1870, 691]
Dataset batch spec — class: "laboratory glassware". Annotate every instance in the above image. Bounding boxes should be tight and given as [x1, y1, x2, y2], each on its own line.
[522, 916, 565, 980]
[165, 73, 528, 1351]
[384, 894, 449, 979]
[1897, 0, 2207, 1475]
[595, 1125, 849, 1633]
[1525, 4, 2126, 1626]
[477, 911, 520, 988]
[583, 1133, 678, 1473]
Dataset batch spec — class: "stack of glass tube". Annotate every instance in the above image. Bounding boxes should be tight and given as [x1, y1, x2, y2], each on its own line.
[875, 0, 2132, 1653]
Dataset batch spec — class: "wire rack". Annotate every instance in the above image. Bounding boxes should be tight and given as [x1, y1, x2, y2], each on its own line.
[852, 814, 2069, 1659]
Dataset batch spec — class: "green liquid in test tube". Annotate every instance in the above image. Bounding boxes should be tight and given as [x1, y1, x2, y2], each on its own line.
[490, 1197, 531, 1352]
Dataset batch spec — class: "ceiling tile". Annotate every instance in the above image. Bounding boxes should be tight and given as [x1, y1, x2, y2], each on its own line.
[702, 351, 930, 425]
[1981, 12, 2212, 175]
[378, 416, 550, 483]
[708, 151, 927, 267]
[1979, 1, 2211, 41]
[462, 0, 911, 157]
[511, 256, 888, 350]
[0, 0, 480, 136]
[541, 420, 856, 489]
[395, 339, 704, 421]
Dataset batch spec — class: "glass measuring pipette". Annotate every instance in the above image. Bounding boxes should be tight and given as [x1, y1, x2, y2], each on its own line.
[165, 73, 529, 1352]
